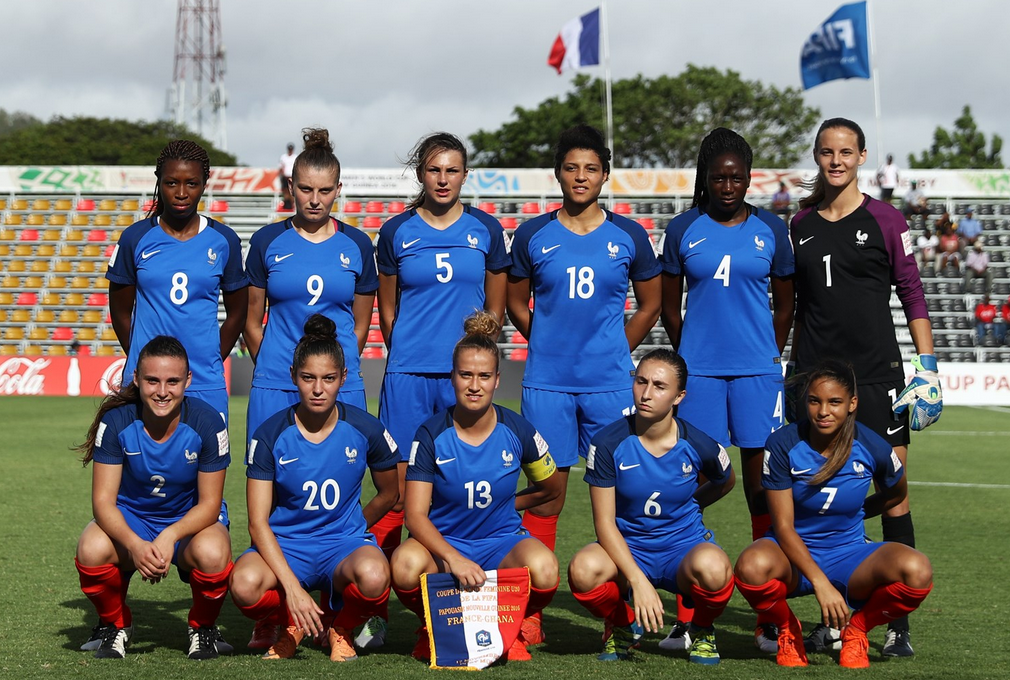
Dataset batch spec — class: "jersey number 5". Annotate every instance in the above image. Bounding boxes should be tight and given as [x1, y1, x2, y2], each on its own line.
[435, 253, 453, 283]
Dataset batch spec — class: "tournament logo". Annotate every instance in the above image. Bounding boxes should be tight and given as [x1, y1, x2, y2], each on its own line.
[345, 446, 358, 464]
[607, 241, 619, 259]
[475, 630, 492, 647]
[501, 450, 514, 468]
[207, 247, 218, 265]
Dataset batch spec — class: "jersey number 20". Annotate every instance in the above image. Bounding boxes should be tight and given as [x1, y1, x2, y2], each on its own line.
[303, 479, 341, 510]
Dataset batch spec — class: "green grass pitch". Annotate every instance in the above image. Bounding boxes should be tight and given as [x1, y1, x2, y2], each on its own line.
[1, 396, 1008, 679]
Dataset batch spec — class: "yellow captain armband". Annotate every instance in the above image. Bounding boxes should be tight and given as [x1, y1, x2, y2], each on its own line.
[522, 453, 557, 482]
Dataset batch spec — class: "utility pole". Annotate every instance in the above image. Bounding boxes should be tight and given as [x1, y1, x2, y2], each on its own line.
[167, 0, 228, 150]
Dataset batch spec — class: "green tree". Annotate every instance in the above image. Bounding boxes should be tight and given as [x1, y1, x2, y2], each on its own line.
[908, 105, 1003, 169]
[0, 116, 238, 166]
[469, 66, 820, 168]
[0, 109, 43, 138]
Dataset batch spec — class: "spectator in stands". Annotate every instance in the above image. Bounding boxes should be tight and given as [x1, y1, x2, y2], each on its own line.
[957, 208, 983, 250]
[933, 211, 956, 237]
[963, 241, 993, 294]
[938, 227, 961, 271]
[902, 180, 929, 223]
[876, 154, 900, 202]
[279, 143, 297, 210]
[1000, 297, 1010, 345]
[974, 294, 999, 344]
[915, 228, 938, 269]
[772, 181, 792, 220]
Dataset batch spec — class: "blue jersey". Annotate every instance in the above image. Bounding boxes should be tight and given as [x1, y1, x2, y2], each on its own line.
[91, 397, 231, 524]
[510, 211, 661, 392]
[661, 206, 793, 376]
[762, 422, 904, 551]
[107, 216, 248, 391]
[406, 405, 550, 542]
[246, 404, 399, 541]
[376, 206, 510, 373]
[246, 218, 378, 392]
[584, 416, 731, 553]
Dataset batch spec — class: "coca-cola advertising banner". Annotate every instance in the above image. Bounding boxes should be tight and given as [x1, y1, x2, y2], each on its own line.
[0, 356, 232, 397]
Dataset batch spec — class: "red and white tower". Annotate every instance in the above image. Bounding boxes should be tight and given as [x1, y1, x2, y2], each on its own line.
[168, 0, 228, 150]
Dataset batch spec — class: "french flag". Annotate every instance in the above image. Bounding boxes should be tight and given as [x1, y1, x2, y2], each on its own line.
[548, 8, 600, 74]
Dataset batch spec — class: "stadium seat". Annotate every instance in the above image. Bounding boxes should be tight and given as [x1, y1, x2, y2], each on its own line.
[59, 309, 79, 323]
[100, 328, 118, 341]
[64, 293, 84, 306]
[11, 199, 27, 211]
[365, 201, 384, 213]
[4, 214, 23, 225]
[343, 201, 362, 213]
[54, 261, 72, 273]
[71, 277, 91, 289]
[97, 345, 117, 356]
[24, 344, 43, 355]
[67, 227, 86, 241]
[509, 330, 527, 345]
[77, 199, 96, 211]
[388, 201, 406, 214]
[81, 245, 101, 257]
[31, 199, 50, 211]
[94, 278, 109, 290]
[42, 293, 61, 306]
[0, 244, 8, 256]
[7, 260, 26, 272]
[500, 217, 518, 230]
[20, 229, 40, 241]
[509, 348, 528, 361]
[54, 199, 73, 212]
[11, 309, 30, 322]
[14, 244, 32, 256]
[362, 216, 383, 229]
[110, 229, 122, 242]
[478, 202, 497, 214]
[28, 328, 48, 341]
[143, 199, 154, 212]
[71, 214, 90, 226]
[77, 261, 96, 274]
[87, 229, 108, 242]
[26, 214, 45, 226]
[36, 244, 55, 257]
[60, 245, 79, 258]
[115, 214, 132, 227]
[87, 293, 108, 307]
[82, 310, 102, 324]
[48, 345, 68, 356]
[197, 201, 206, 212]
[2, 276, 20, 289]
[29, 261, 48, 273]
[77, 328, 96, 341]
[521, 202, 540, 214]
[48, 214, 67, 226]
[52, 327, 74, 341]
[34, 310, 54, 323]
[0, 199, 5, 210]
[93, 214, 111, 227]
[24, 275, 43, 288]
[49, 275, 69, 288]
[0, 309, 5, 322]
[367, 329, 384, 344]
[42, 228, 61, 241]
[638, 218, 655, 231]
[121, 199, 139, 211]
[210, 200, 229, 213]
[3, 327, 24, 341]
[361, 346, 384, 359]
[0, 292, 11, 304]
[0, 345, 18, 355]
[12, 291, 35, 304]
[99, 199, 117, 211]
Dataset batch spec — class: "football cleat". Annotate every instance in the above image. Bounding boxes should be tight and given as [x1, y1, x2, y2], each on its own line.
[187, 626, 220, 660]
[687, 625, 720, 665]
[839, 626, 870, 668]
[804, 623, 842, 652]
[327, 626, 358, 662]
[94, 626, 130, 659]
[81, 622, 133, 652]
[755, 622, 779, 653]
[882, 628, 914, 657]
[658, 620, 691, 651]
[597, 620, 643, 661]
[354, 616, 387, 650]
[262, 626, 304, 660]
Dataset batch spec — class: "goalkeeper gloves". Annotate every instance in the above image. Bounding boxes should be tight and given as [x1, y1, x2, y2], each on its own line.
[892, 354, 942, 430]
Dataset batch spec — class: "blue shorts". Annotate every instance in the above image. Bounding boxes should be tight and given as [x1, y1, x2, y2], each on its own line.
[243, 534, 378, 609]
[628, 531, 717, 596]
[521, 387, 633, 467]
[119, 501, 230, 579]
[444, 531, 530, 571]
[188, 388, 229, 427]
[247, 386, 299, 447]
[380, 372, 454, 459]
[677, 374, 783, 449]
[339, 389, 366, 412]
[767, 538, 885, 609]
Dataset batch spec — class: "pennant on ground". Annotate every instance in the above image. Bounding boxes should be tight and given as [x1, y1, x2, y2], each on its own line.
[800, 1, 871, 90]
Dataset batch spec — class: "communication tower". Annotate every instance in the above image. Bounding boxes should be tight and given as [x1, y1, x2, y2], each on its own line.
[167, 0, 227, 149]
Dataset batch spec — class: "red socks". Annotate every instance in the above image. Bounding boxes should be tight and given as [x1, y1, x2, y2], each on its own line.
[571, 581, 634, 627]
[849, 582, 933, 633]
[735, 578, 792, 628]
[521, 512, 558, 551]
[751, 513, 772, 541]
[676, 594, 695, 623]
[333, 583, 390, 630]
[393, 584, 425, 620]
[236, 588, 287, 626]
[689, 581, 734, 628]
[371, 510, 405, 559]
[76, 559, 131, 628]
[188, 563, 233, 629]
[526, 580, 559, 618]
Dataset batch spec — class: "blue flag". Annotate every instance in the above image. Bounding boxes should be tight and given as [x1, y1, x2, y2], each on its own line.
[800, 2, 870, 90]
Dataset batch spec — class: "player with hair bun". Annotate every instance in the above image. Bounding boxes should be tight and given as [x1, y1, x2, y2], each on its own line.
[659, 127, 794, 652]
[390, 311, 563, 662]
[244, 127, 378, 446]
[569, 349, 736, 665]
[507, 123, 662, 644]
[790, 118, 939, 657]
[734, 360, 933, 669]
[75, 336, 234, 660]
[230, 314, 399, 663]
[369, 132, 511, 646]
[107, 140, 248, 424]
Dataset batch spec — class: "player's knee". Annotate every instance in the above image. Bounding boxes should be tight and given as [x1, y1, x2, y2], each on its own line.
[526, 549, 559, 589]
[567, 549, 606, 592]
[353, 558, 391, 597]
[902, 550, 933, 590]
[188, 534, 231, 573]
[734, 544, 777, 585]
[390, 545, 427, 589]
[687, 547, 733, 590]
[229, 564, 266, 606]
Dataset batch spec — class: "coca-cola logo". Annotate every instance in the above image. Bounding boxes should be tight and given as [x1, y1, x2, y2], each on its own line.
[0, 357, 51, 395]
[100, 358, 129, 395]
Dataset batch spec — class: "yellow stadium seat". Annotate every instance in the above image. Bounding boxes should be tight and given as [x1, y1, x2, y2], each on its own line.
[71, 277, 91, 289]
[198, 201, 206, 212]
[2, 276, 20, 288]
[5, 215, 23, 226]
[47, 276, 67, 289]
[0, 309, 6, 322]
[59, 309, 79, 323]
[29, 327, 48, 340]
[121, 199, 139, 211]
[55, 261, 72, 273]
[24, 276, 44, 288]
[99, 199, 117, 211]
[14, 244, 33, 256]
[29, 261, 49, 273]
[48, 345, 68, 356]
[11, 199, 27, 210]
[78, 328, 97, 341]
[0, 228, 15, 239]
[3, 328, 24, 340]
[32, 199, 51, 211]
[71, 214, 90, 227]
[82, 310, 103, 323]
[111, 229, 122, 242]
[93, 214, 111, 227]
[12, 309, 30, 323]
[55, 199, 73, 211]
[98, 262, 109, 273]
[43, 228, 61, 240]
[27, 214, 45, 226]
[100, 328, 118, 341]
[94, 278, 109, 289]
[0, 199, 5, 210]
[7, 260, 26, 273]
[82, 245, 101, 257]
[65, 293, 85, 306]
[67, 229, 85, 241]
[0, 345, 18, 355]
[35, 310, 55, 323]
[48, 214, 66, 226]
[0, 292, 12, 304]
[76, 261, 96, 274]
[0, 244, 8, 256]
[60, 245, 79, 257]
[115, 214, 132, 227]
[97, 344, 117, 356]
[36, 244, 55, 257]
[24, 344, 42, 355]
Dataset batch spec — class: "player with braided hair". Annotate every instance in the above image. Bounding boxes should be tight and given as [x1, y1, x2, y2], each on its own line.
[108, 140, 248, 424]
[659, 127, 794, 652]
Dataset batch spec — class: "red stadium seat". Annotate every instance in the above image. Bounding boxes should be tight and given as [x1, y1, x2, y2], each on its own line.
[638, 218, 655, 230]
[545, 202, 563, 212]
[343, 201, 362, 213]
[500, 217, 518, 230]
[76, 199, 96, 211]
[210, 200, 229, 213]
[87, 229, 108, 242]
[387, 201, 406, 214]
[87, 293, 109, 307]
[625, 298, 633, 311]
[365, 201, 385, 213]
[367, 329, 384, 343]
[16, 292, 38, 306]
[478, 202, 497, 214]
[521, 202, 540, 214]
[510, 348, 528, 361]
[614, 203, 633, 215]
[19, 229, 40, 241]
[370, 311, 380, 327]
[52, 327, 74, 341]
[361, 346, 384, 359]
[104, 244, 116, 257]
[510, 331, 527, 344]
[362, 216, 382, 229]
[142, 199, 155, 212]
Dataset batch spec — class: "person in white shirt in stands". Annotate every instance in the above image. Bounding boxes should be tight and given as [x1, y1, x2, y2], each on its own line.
[876, 154, 899, 203]
[915, 228, 938, 269]
[279, 143, 297, 210]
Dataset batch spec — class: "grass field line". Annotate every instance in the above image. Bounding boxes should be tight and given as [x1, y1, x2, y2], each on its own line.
[966, 405, 1010, 414]
[909, 480, 1010, 489]
[919, 430, 1007, 436]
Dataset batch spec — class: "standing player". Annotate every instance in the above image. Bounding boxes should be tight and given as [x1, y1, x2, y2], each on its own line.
[659, 128, 793, 652]
[75, 336, 233, 660]
[507, 124, 662, 642]
[568, 349, 736, 665]
[734, 361, 933, 668]
[390, 312, 562, 662]
[230, 315, 399, 662]
[789, 118, 941, 657]
[107, 140, 248, 423]
[245, 127, 377, 444]
[370, 132, 511, 639]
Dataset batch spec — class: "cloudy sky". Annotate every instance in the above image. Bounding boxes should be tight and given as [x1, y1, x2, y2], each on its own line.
[2, 1, 1007, 170]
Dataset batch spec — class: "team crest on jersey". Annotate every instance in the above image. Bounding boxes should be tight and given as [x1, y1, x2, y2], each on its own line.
[340, 252, 350, 268]
[207, 247, 218, 265]
[855, 230, 868, 246]
[345, 446, 358, 464]
[754, 235, 765, 251]
[852, 461, 866, 477]
[502, 450, 514, 468]
[681, 461, 693, 478]
[607, 241, 619, 259]
[467, 234, 479, 248]
[185, 449, 198, 464]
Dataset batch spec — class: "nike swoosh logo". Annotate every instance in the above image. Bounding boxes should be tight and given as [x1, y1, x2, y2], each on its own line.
[140, 250, 161, 259]
[887, 425, 905, 435]
[688, 239, 706, 249]
[541, 244, 561, 254]
[618, 462, 640, 470]
[124, 450, 142, 456]
[402, 238, 421, 249]
[274, 253, 294, 262]
[798, 236, 815, 245]
[791, 467, 812, 475]
[278, 456, 299, 465]
[435, 457, 456, 465]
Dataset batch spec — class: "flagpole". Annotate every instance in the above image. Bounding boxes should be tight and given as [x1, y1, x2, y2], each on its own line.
[867, 0, 883, 167]
[600, 1, 614, 205]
